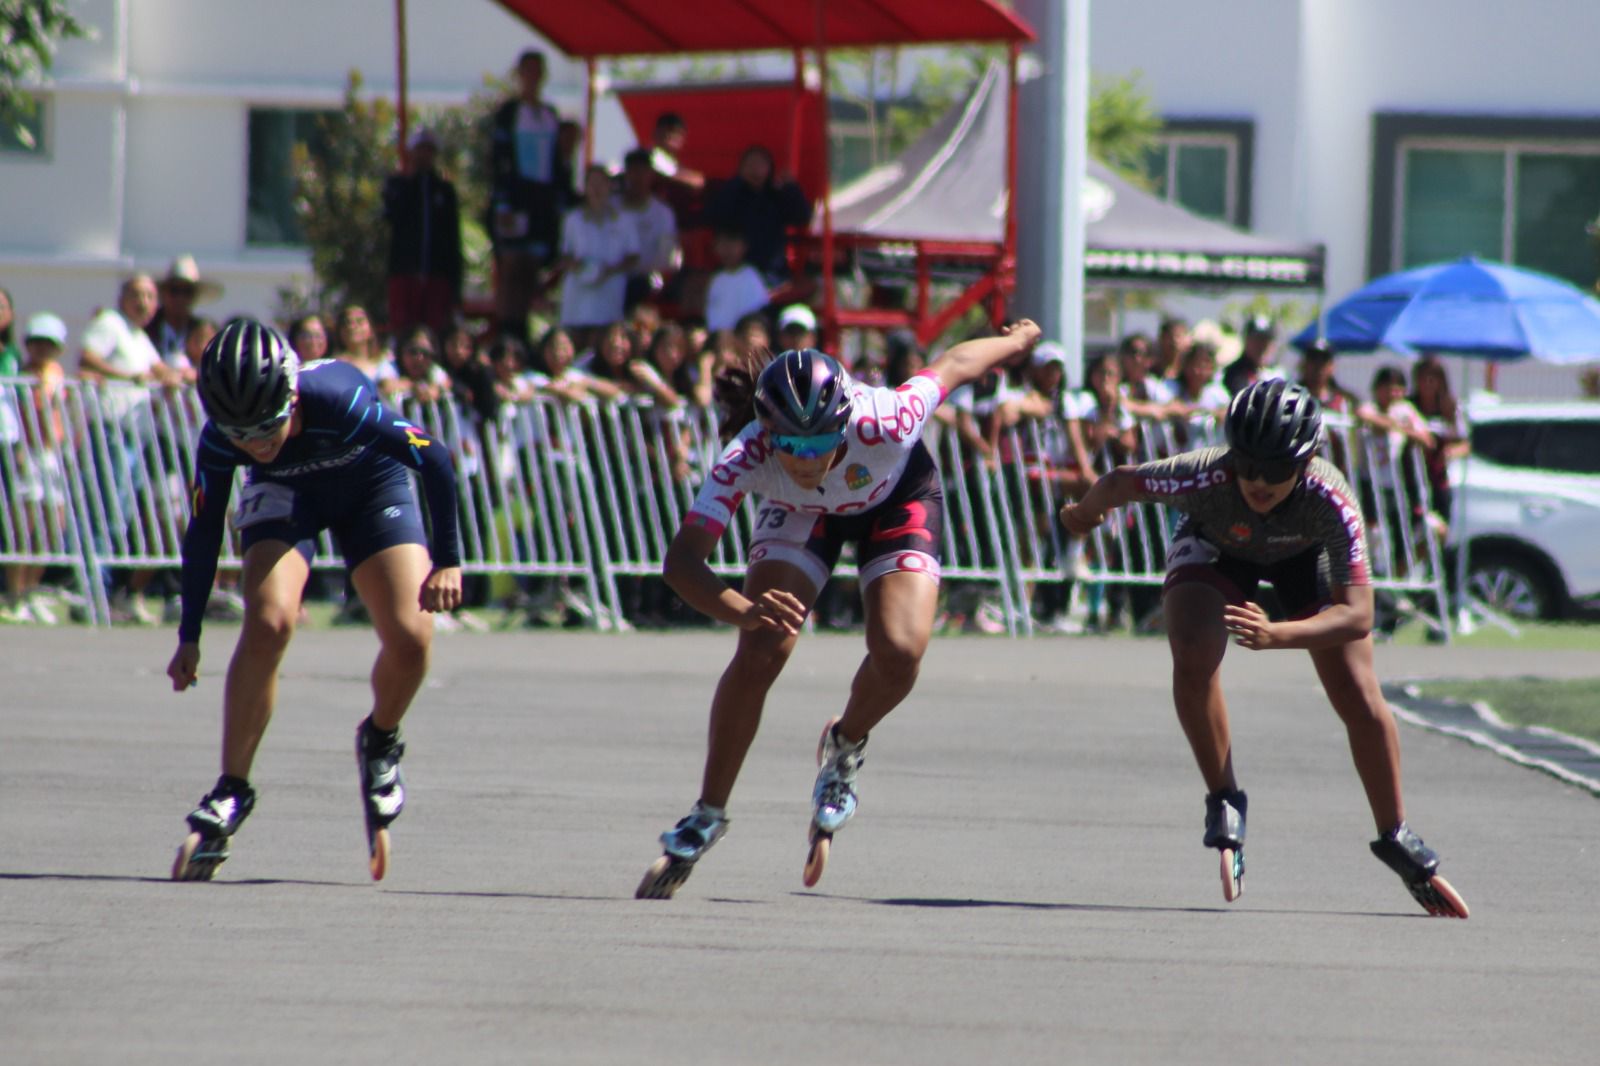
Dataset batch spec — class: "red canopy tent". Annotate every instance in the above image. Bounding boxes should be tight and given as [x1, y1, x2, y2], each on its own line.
[398, 0, 1036, 345]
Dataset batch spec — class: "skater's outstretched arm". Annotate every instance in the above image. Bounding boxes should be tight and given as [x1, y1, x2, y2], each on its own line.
[1058, 466, 1144, 535]
[664, 523, 807, 635]
[1224, 583, 1374, 651]
[927, 319, 1042, 395]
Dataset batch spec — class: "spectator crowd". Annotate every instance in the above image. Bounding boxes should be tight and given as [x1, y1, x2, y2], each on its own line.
[2, 47, 1593, 634]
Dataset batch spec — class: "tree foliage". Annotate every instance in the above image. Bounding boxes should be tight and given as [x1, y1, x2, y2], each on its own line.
[0, 0, 89, 148]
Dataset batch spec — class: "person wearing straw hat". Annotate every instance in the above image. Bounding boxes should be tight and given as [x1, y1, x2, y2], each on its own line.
[149, 255, 223, 378]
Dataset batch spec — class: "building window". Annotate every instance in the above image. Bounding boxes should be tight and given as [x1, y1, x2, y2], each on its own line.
[1141, 119, 1254, 226]
[1372, 114, 1600, 288]
[1396, 140, 1600, 287]
[247, 107, 335, 246]
[0, 94, 48, 156]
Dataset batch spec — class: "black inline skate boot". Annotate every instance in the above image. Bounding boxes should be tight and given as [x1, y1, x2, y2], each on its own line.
[1203, 788, 1248, 902]
[357, 716, 407, 880]
[1370, 822, 1469, 918]
[172, 775, 256, 881]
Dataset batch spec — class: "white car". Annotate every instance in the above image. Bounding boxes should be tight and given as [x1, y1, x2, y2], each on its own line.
[1449, 402, 1600, 619]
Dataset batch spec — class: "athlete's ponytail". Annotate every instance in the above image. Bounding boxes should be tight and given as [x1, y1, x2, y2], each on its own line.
[712, 344, 773, 445]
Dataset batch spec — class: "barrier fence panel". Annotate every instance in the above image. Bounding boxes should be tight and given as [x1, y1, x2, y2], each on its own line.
[0, 380, 1452, 640]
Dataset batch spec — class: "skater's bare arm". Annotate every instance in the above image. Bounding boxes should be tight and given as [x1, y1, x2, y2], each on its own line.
[664, 524, 806, 634]
[1059, 467, 1141, 535]
[167, 642, 200, 691]
[928, 319, 1041, 394]
[1224, 584, 1374, 651]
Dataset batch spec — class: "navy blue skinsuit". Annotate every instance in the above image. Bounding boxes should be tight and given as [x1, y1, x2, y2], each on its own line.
[177, 358, 461, 643]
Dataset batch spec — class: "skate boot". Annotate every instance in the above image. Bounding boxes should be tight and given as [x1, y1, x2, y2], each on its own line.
[172, 775, 256, 881]
[804, 717, 868, 888]
[356, 717, 407, 881]
[1202, 788, 1248, 902]
[1370, 822, 1469, 918]
[635, 802, 729, 900]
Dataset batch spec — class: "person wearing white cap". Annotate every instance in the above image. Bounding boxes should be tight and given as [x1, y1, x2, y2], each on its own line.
[383, 126, 463, 337]
[775, 303, 816, 350]
[1, 312, 71, 625]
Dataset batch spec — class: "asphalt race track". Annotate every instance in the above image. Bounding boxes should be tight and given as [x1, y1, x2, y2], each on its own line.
[3, 627, 1597, 1064]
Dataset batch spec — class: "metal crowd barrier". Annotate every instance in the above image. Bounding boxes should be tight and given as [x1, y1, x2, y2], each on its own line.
[0, 378, 1451, 638]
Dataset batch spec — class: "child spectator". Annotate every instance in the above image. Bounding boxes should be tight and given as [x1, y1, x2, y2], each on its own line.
[1408, 356, 1470, 534]
[288, 313, 331, 363]
[1, 312, 70, 625]
[704, 228, 769, 332]
[775, 304, 817, 352]
[389, 326, 452, 405]
[616, 148, 680, 314]
[528, 325, 622, 404]
[557, 164, 640, 342]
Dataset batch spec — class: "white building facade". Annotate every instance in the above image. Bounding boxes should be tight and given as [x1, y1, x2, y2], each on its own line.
[3, 0, 1597, 391]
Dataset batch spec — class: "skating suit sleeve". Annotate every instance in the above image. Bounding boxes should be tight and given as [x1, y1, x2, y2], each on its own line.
[341, 390, 463, 570]
[177, 426, 245, 644]
[684, 422, 771, 538]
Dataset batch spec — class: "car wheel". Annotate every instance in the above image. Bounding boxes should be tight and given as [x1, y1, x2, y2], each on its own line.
[1466, 550, 1560, 621]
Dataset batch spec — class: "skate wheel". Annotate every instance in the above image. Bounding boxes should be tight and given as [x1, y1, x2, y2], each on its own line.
[803, 833, 830, 888]
[1219, 847, 1243, 902]
[368, 828, 390, 882]
[636, 854, 692, 900]
[172, 832, 203, 881]
[1412, 874, 1470, 919]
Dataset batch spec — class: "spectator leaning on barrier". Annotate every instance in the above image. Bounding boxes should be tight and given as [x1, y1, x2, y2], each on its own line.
[557, 164, 641, 342]
[147, 255, 221, 378]
[617, 147, 680, 314]
[332, 304, 391, 388]
[0, 286, 22, 374]
[80, 273, 184, 625]
[775, 304, 817, 352]
[705, 227, 769, 333]
[384, 127, 463, 338]
[288, 313, 331, 364]
[1117, 331, 1176, 419]
[489, 49, 564, 344]
[1223, 316, 1285, 396]
[1, 312, 70, 626]
[1152, 316, 1190, 381]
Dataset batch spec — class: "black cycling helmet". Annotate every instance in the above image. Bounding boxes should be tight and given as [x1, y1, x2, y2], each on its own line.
[752, 348, 852, 438]
[1225, 379, 1322, 462]
[198, 318, 298, 431]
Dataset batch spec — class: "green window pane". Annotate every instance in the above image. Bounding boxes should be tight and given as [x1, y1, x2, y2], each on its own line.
[0, 95, 46, 155]
[1141, 143, 1170, 198]
[247, 109, 333, 246]
[1514, 153, 1600, 288]
[1402, 148, 1504, 267]
[1174, 143, 1229, 220]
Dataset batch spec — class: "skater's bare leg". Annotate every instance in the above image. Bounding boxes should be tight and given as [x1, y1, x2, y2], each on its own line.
[1308, 636, 1405, 833]
[1164, 582, 1237, 793]
[350, 543, 435, 732]
[834, 571, 939, 743]
[221, 541, 310, 779]
[698, 562, 818, 809]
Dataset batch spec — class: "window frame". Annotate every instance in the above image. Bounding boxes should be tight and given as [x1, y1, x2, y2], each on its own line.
[245, 105, 339, 248]
[1149, 118, 1255, 227]
[1369, 113, 1600, 281]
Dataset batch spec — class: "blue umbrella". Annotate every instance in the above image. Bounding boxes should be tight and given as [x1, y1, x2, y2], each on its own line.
[1293, 255, 1600, 363]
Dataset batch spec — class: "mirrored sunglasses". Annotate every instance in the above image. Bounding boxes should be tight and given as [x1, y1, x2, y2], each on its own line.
[217, 415, 289, 444]
[770, 427, 847, 458]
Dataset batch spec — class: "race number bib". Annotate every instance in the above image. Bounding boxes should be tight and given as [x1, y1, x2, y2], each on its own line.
[232, 481, 296, 530]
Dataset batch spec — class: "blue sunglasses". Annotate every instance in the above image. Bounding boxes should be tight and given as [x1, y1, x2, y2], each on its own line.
[770, 427, 847, 458]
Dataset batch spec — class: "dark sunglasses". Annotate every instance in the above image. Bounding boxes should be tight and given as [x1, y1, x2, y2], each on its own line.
[770, 427, 847, 459]
[1231, 453, 1301, 485]
[218, 414, 290, 444]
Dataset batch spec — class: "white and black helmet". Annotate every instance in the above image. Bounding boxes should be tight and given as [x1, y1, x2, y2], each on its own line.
[198, 318, 299, 430]
[1224, 379, 1322, 462]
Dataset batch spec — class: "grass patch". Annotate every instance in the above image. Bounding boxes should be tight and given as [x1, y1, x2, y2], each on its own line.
[1411, 677, 1600, 747]
[1390, 618, 1600, 651]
